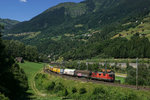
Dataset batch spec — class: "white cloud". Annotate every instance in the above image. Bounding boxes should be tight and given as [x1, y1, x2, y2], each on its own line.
[20, 0, 27, 2]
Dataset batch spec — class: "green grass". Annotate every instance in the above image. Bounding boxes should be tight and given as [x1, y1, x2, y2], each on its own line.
[19, 61, 61, 100]
[19, 61, 44, 84]
[115, 76, 125, 84]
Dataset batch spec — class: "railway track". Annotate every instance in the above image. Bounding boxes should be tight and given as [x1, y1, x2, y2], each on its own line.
[43, 69, 150, 91]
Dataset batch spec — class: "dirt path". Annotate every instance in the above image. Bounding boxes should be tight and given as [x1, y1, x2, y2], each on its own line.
[30, 69, 46, 97]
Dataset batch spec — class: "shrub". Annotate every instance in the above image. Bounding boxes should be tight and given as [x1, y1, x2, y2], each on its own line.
[91, 87, 108, 100]
[79, 88, 86, 94]
[35, 73, 42, 80]
[93, 87, 106, 95]
[93, 87, 101, 95]
[126, 64, 150, 86]
[42, 74, 47, 78]
[0, 93, 9, 100]
[62, 89, 68, 96]
[116, 92, 137, 100]
[127, 92, 137, 100]
[72, 87, 77, 93]
[54, 82, 64, 93]
[47, 81, 55, 91]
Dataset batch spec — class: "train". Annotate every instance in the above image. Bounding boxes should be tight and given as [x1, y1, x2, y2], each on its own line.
[48, 65, 115, 82]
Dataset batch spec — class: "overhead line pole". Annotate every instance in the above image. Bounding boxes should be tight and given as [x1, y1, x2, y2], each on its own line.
[86, 60, 88, 71]
[105, 60, 107, 73]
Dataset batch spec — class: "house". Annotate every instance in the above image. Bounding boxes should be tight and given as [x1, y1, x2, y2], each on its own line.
[15, 57, 24, 63]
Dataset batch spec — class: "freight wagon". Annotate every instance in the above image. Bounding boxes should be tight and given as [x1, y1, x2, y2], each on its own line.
[49, 66, 53, 71]
[74, 70, 91, 78]
[64, 69, 75, 76]
[52, 67, 58, 73]
[60, 69, 64, 74]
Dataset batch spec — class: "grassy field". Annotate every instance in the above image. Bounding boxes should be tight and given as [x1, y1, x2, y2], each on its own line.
[115, 73, 126, 84]
[19, 61, 44, 92]
[19, 61, 61, 100]
[115, 76, 125, 84]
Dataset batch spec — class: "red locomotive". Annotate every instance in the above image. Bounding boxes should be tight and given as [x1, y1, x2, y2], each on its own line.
[91, 71, 115, 82]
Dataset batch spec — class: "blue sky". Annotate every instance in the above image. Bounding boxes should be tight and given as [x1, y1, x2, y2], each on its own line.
[0, 0, 83, 21]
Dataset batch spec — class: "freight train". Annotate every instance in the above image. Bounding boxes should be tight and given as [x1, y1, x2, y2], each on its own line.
[48, 66, 115, 82]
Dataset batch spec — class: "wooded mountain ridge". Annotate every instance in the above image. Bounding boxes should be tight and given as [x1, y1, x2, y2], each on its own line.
[0, 18, 19, 31]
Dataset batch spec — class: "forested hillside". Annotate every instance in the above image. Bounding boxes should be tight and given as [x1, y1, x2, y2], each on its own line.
[4, 0, 150, 60]
[0, 18, 19, 31]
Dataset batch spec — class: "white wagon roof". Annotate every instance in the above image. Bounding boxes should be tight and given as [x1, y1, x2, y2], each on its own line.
[64, 69, 75, 71]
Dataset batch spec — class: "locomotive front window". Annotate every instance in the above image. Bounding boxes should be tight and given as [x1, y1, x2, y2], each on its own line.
[109, 75, 113, 77]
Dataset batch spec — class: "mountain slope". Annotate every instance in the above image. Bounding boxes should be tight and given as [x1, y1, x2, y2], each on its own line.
[4, 0, 150, 59]
[6, 2, 87, 34]
[8, 0, 150, 34]
[6, 0, 149, 33]
[112, 13, 150, 40]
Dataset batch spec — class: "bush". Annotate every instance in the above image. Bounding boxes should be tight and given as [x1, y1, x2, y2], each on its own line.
[93, 87, 101, 95]
[91, 87, 108, 100]
[0, 93, 9, 100]
[54, 82, 64, 93]
[42, 74, 47, 78]
[127, 92, 137, 100]
[117, 92, 137, 100]
[79, 88, 86, 94]
[125, 64, 150, 86]
[62, 89, 68, 96]
[93, 87, 106, 95]
[72, 87, 77, 93]
[35, 73, 42, 80]
[47, 81, 55, 91]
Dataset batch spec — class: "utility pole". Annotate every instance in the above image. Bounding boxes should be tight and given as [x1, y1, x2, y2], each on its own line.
[43, 63, 46, 71]
[86, 61, 88, 71]
[86, 60, 89, 82]
[136, 58, 138, 90]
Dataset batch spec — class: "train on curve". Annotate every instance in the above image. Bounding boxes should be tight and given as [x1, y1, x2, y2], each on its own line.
[48, 66, 115, 82]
